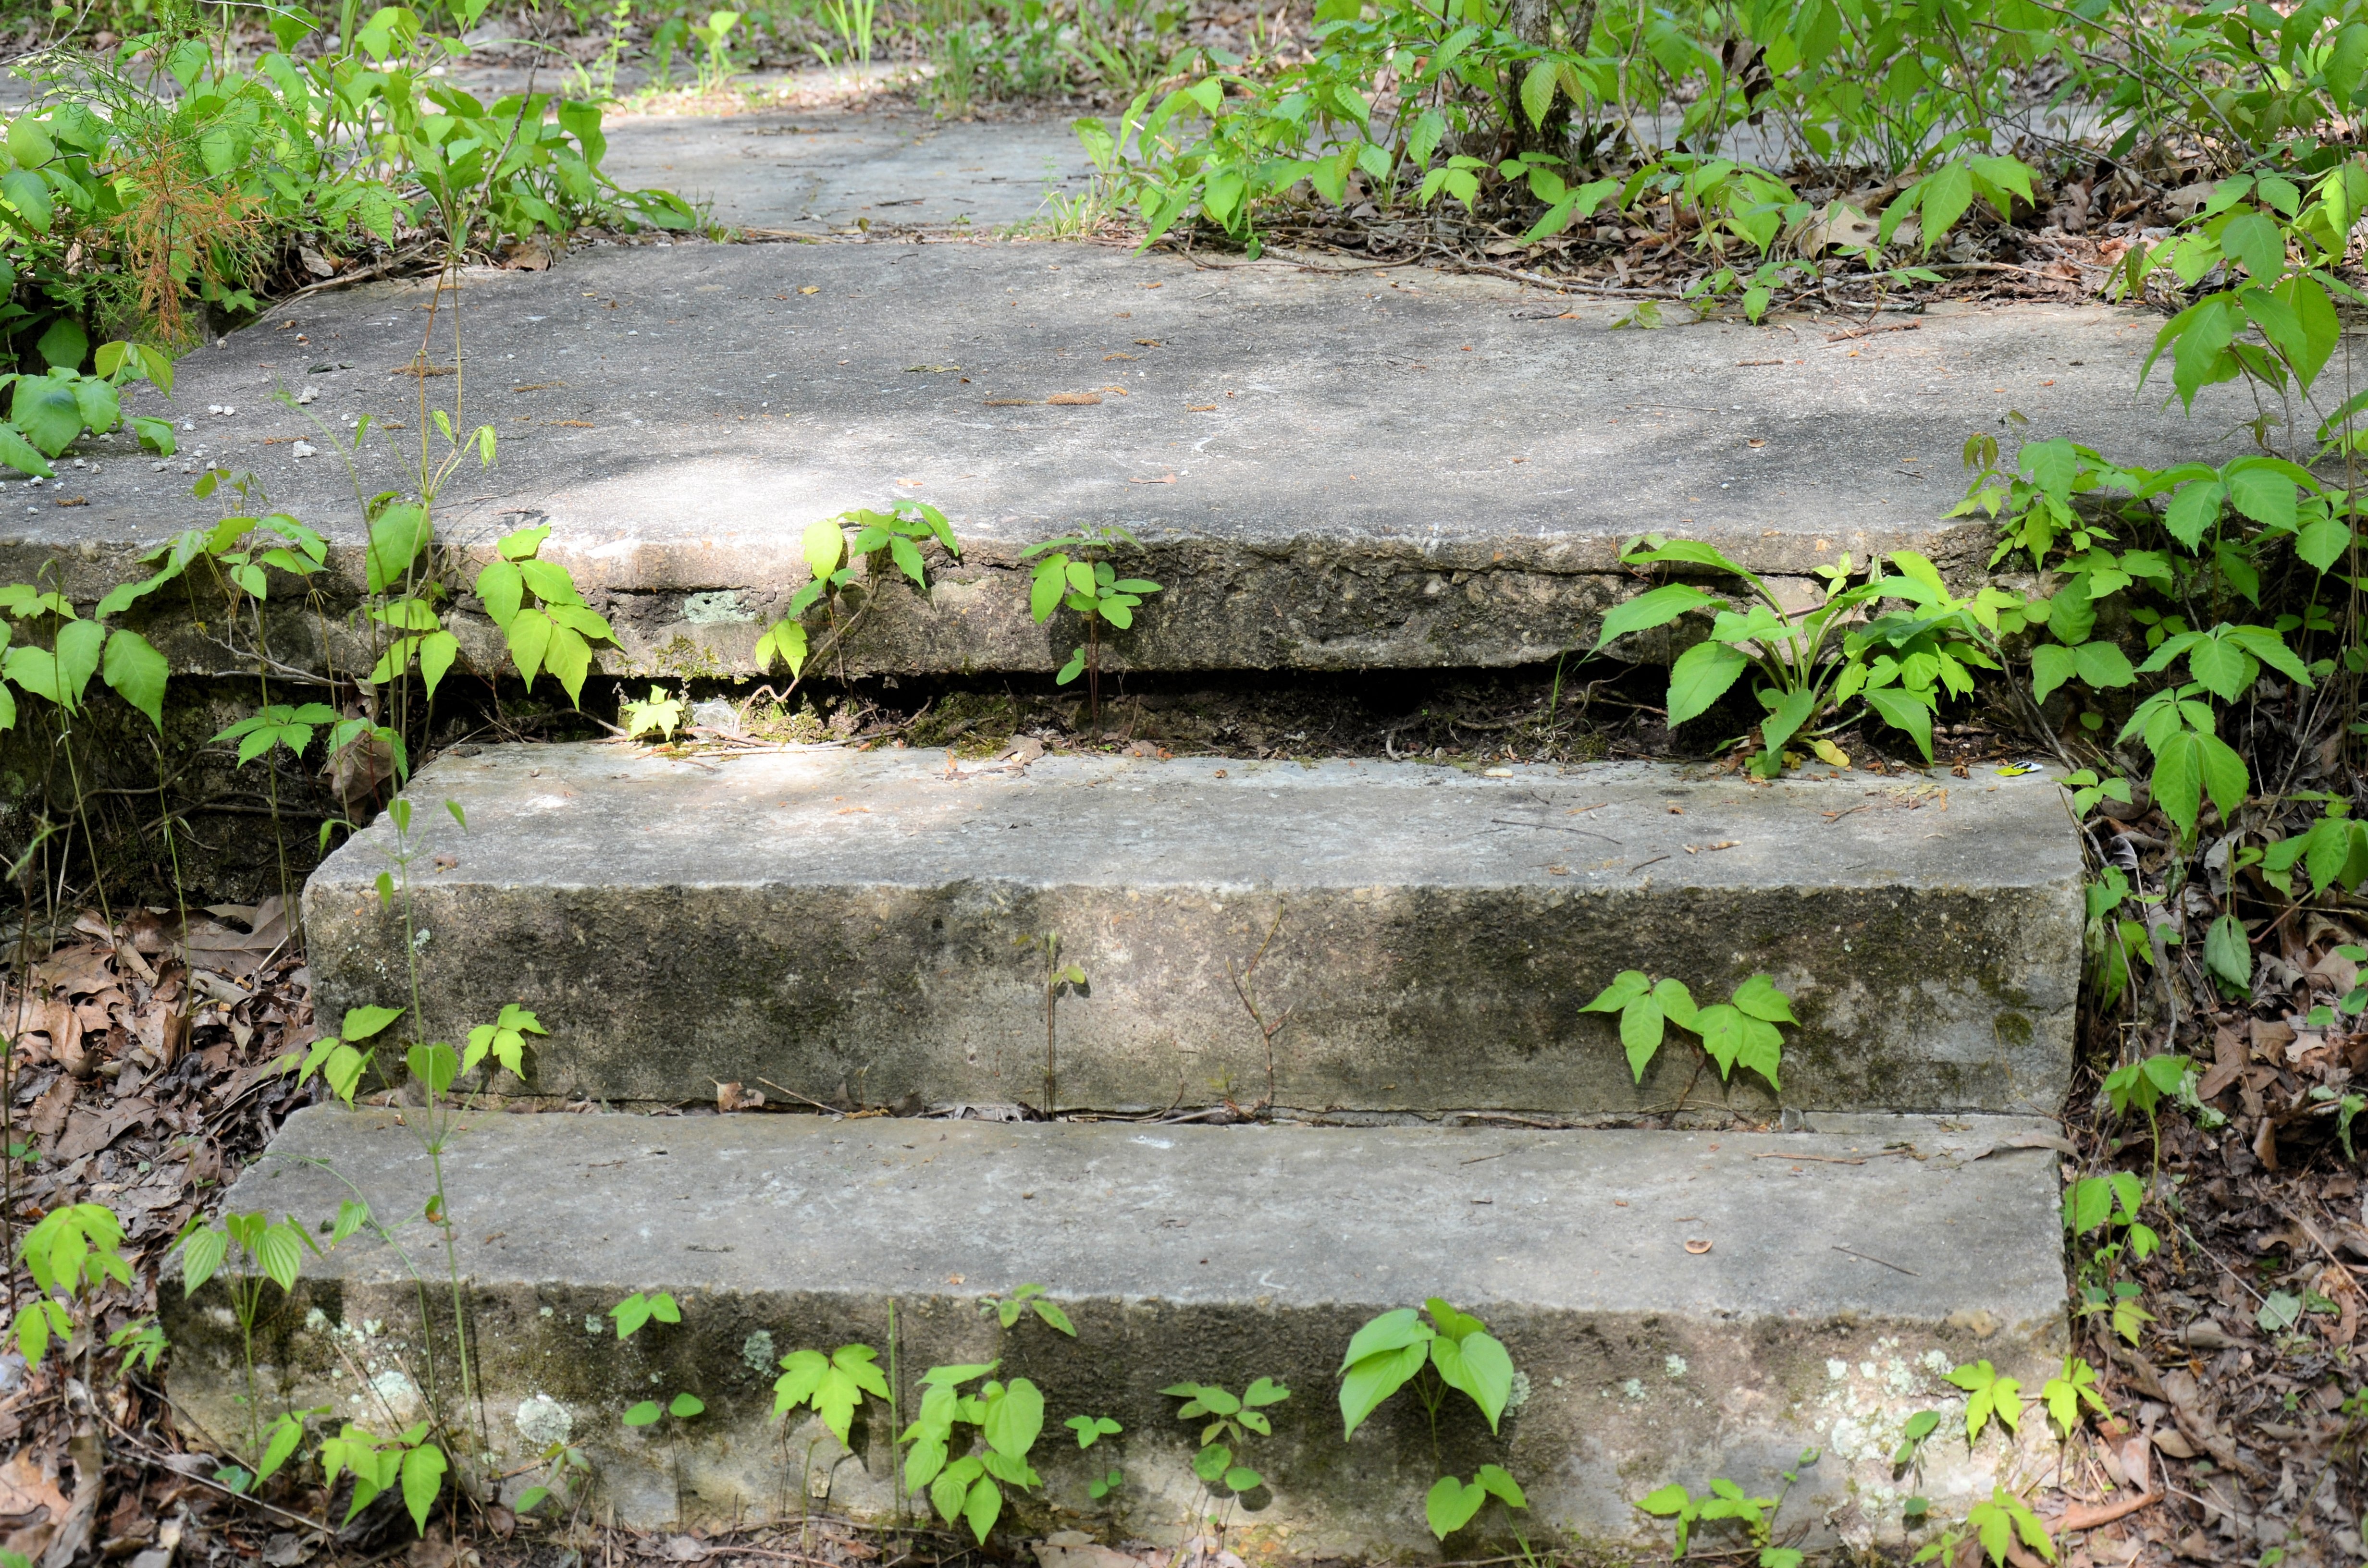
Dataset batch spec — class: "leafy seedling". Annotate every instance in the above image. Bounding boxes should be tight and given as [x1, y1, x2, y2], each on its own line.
[1580, 971, 1795, 1093]
[321, 1421, 448, 1535]
[1066, 1414, 1123, 1499]
[900, 1361, 1046, 1544]
[776, 1343, 890, 1443]
[1945, 1360, 2023, 1445]
[1165, 1377, 1288, 1498]
[622, 686, 686, 741]
[979, 1281, 1076, 1335]
[1020, 525, 1160, 730]
[609, 1290, 681, 1339]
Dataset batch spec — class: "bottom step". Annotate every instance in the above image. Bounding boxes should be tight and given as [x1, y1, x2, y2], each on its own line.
[168, 1107, 2068, 1557]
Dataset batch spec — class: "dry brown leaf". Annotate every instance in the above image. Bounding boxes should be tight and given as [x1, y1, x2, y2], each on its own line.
[0, 1451, 66, 1525]
[28, 1076, 77, 1146]
[34, 945, 114, 996]
[55, 1097, 154, 1162]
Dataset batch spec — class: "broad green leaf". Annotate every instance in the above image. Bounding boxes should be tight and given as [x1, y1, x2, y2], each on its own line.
[101, 628, 167, 730]
[1427, 1475, 1485, 1539]
[1862, 685, 1933, 760]
[1339, 1336, 1428, 1439]
[1665, 639, 1748, 726]
[1339, 1306, 1429, 1370]
[1619, 993, 1664, 1081]
[1731, 973, 1795, 1023]
[1581, 970, 1651, 1013]
[341, 1005, 404, 1041]
[1592, 583, 1717, 651]
[1434, 1330, 1513, 1431]
[982, 1377, 1043, 1457]
[400, 1441, 447, 1534]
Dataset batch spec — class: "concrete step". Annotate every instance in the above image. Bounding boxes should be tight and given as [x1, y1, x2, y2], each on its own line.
[302, 744, 2080, 1115]
[167, 1105, 2067, 1551]
[22, 241, 2254, 676]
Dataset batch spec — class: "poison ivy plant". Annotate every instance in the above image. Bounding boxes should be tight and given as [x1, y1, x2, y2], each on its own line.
[753, 501, 959, 683]
[608, 1290, 681, 1339]
[1910, 1485, 2056, 1567]
[320, 1421, 448, 1534]
[5, 1202, 131, 1366]
[1595, 539, 2021, 772]
[1635, 1476, 1802, 1567]
[1021, 524, 1160, 724]
[463, 1004, 548, 1080]
[285, 1003, 404, 1105]
[774, 1343, 890, 1444]
[2041, 1358, 2108, 1439]
[1579, 971, 1795, 1093]
[0, 581, 171, 733]
[624, 1390, 706, 1430]
[978, 1281, 1076, 1336]
[1946, 1360, 2023, 1445]
[473, 522, 615, 707]
[1165, 1377, 1289, 1498]
[621, 686, 686, 741]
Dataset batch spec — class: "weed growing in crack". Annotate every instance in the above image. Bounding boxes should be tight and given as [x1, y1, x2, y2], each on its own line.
[1580, 970, 1795, 1098]
[1164, 1376, 1289, 1535]
[1338, 1298, 1523, 1543]
[1016, 931, 1085, 1116]
[900, 1360, 1046, 1543]
[1021, 525, 1161, 731]
[1063, 1413, 1124, 1503]
[1635, 1448, 1818, 1567]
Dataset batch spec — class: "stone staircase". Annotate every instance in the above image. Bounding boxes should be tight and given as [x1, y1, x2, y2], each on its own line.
[151, 239, 2109, 1559]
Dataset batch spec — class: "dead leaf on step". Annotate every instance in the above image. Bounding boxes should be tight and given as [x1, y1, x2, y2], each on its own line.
[715, 1081, 766, 1113]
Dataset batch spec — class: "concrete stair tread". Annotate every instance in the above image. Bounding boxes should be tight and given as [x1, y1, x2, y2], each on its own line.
[245, 1105, 2063, 1317]
[304, 745, 2082, 1113]
[22, 243, 2258, 672]
[172, 1106, 2065, 1546]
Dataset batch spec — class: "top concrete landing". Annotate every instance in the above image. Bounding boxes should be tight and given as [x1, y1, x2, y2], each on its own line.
[598, 103, 1096, 233]
[13, 241, 2250, 672]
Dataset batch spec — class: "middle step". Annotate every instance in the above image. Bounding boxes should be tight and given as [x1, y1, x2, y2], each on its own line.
[303, 747, 2080, 1115]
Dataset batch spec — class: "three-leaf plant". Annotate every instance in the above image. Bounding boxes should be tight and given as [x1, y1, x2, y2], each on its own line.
[1164, 1377, 1289, 1499]
[775, 1343, 890, 1444]
[321, 1421, 448, 1533]
[1581, 972, 1796, 1093]
[753, 501, 960, 681]
[1020, 525, 1161, 726]
[474, 522, 616, 706]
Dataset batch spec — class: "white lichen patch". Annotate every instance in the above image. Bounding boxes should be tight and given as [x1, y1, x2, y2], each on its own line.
[1664, 1354, 1689, 1381]
[515, 1394, 573, 1448]
[370, 1369, 423, 1418]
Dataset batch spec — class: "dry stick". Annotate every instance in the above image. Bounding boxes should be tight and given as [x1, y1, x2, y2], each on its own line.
[1226, 904, 1292, 1111]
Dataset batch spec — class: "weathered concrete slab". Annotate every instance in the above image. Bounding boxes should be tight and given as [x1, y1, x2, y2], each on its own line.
[598, 104, 1097, 233]
[303, 745, 2080, 1114]
[167, 1105, 2066, 1551]
[12, 241, 2249, 675]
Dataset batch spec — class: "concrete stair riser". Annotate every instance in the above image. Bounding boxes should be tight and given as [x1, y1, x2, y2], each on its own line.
[166, 1110, 2067, 1552]
[304, 748, 2081, 1115]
